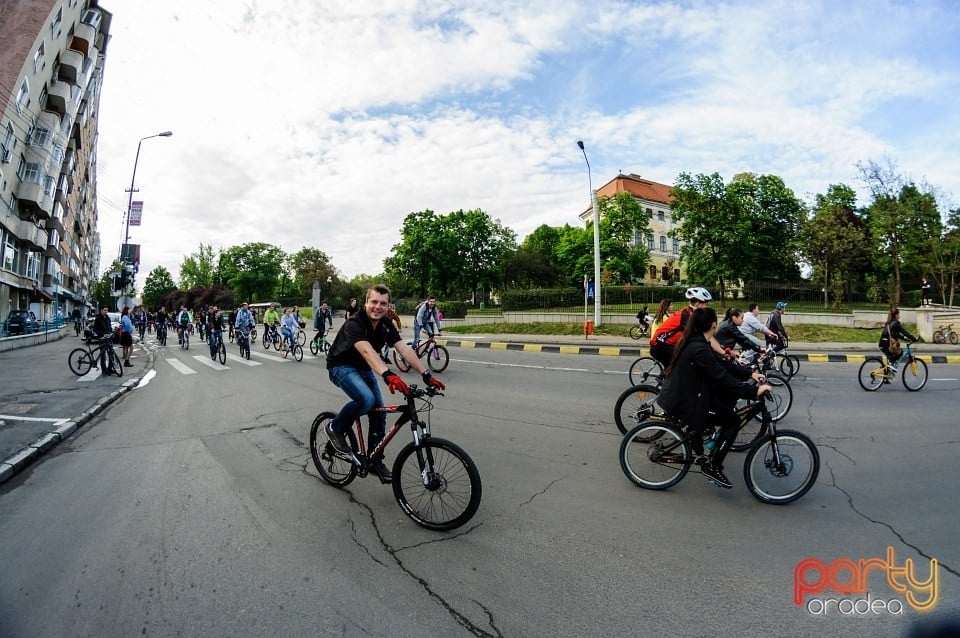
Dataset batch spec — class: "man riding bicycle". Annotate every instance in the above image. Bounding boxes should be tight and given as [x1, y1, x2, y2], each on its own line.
[234, 303, 255, 341]
[325, 284, 445, 484]
[263, 304, 280, 339]
[176, 306, 192, 344]
[280, 307, 299, 357]
[412, 295, 441, 349]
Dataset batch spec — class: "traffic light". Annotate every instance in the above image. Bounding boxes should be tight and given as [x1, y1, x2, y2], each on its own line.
[111, 273, 123, 291]
[120, 267, 133, 289]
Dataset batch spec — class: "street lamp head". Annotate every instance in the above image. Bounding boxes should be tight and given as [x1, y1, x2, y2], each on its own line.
[158, 131, 173, 137]
[576, 140, 584, 150]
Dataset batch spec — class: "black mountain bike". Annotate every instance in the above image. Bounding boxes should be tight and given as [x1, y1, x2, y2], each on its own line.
[236, 326, 252, 360]
[619, 396, 819, 504]
[309, 385, 481, 530]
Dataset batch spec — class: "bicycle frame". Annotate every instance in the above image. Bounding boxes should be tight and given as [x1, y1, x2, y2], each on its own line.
[345, 390, 433, 476]
[413, 336, 439, 359]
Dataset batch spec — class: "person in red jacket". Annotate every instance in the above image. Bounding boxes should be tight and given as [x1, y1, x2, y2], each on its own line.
[650, 287, 713, 368]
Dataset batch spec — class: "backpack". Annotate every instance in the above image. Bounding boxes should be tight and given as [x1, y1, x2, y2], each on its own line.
[179, 311, 190, 325]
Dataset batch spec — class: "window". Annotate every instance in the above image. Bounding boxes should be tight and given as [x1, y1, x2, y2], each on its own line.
[21, 163, 44, 184]
[674, 268, 681, 281]
[646, 207, 653, 218]
[61, 113, 72, 136]
[662, 265, 671, 281]
[646, 233, 654, 251]
[673, 238, 679, 255]
[2, 123, 14, 152]
[634, 230, 644, 247]
[52, 144, 65, 167]
[3, 234, 17, 271]
[34, 42, 46, 73]
[649, 265, 657, 280]
[657, 210, 664, 221]
[51, 8, 63, 35]
[26, 251, 40, 280]
[81, 9, 101, 29]
[660, 236, 667, 252]
[28, 126, 53, 148]
[44, 175, 56, 197]
[15, 78, 30, 113]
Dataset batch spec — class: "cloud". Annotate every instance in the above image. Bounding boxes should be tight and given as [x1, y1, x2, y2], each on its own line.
[95, 0, 960, 287]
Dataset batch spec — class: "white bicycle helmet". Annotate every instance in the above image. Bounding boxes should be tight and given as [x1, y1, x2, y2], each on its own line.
[685, 286, 713, 302]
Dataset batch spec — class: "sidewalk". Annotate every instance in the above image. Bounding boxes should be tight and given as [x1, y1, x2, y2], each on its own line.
[436, 332, 960, 363]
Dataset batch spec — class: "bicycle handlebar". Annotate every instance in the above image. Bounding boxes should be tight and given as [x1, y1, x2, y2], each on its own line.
[404, 384, 443, 399]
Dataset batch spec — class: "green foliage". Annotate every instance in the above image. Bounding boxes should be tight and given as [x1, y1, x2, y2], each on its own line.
[218, 242, 286, 302]
[289, 247, 337, 298]
[90, 259, 124, 309]
[142, 266, 177, 309]
[178, 243, 217, 289]
[501, 288, 584, 311]
[437, 300, 467, 318]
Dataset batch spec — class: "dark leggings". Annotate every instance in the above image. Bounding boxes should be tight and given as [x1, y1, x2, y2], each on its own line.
[707, 397, 742, 469]
[650, 342, 674, 369]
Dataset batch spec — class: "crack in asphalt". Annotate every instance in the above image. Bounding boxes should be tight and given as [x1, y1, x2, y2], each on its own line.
[825, 463, 960, 580]
[816, 441, 857, 466]
[519, 476, 564, 508]
[348, 515, 387, 567]
[393, 523, 483, 552]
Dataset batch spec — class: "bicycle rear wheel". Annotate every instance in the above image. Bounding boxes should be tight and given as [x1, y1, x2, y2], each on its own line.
[68, 348, 94, 376]
[933, 331, 945, 344]
[309, 412, 357, 487]
[619, 422, 691, 490]
[764, 373, 792, 422]
[901, 356, 928, 391]
[857, 357, 885, 391]
[392, 437, 481, 531]
[393, 349, 412, 372]
[629, 325, 644, 340]
[614, 384, 662, 435]
[426, 344, 449, 373]
[743, 429, 819, 504]
[628, 356, 663, 387]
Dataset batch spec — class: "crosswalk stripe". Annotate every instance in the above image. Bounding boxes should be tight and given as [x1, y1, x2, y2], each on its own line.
[165, 359, 197, 375]
[225, 353, 263, 366]
[77, 367, 102, 382]
[192, 356, 230, 371]
[249, 350, 290, 363]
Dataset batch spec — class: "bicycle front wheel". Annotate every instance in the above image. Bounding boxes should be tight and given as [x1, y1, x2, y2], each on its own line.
[628, 356, 663, 387]
[614, 384, 662, 435]
[297, 330, 306, 346]
[743, 429, 819, 504]
[218, 341, 227, 365]
[393, 349, 412, 372]
[293, 344, 303, 361]
[933, 331, 945, 344]
[309, 412, 357, 487]
[109, 348, 123, 377]
[68, 348, 94, 376]
[950, 332, 959, 346]
[427, 344, 449, 373]
[392, 437, 481, 531]
[629, 325, 644, 340]
[857, 357, 885, 391]
[901, 356, 928, 391]
[776, 354, 799, 378]
[309, 338, 319, 356]
[619, 422, 691, 490]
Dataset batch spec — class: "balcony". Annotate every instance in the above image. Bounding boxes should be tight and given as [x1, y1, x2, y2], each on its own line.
[45, 233, 62, 263]
[73, 23, 97, 53]
[38, 109, 62, 133]
[16, 181, 53, 221]
[59, 49, 83, 82]
[60, 148, 75, 177]
[17, 220, 47, 251]
[46, 79, 72, 116]
[46, 213, 66, 235]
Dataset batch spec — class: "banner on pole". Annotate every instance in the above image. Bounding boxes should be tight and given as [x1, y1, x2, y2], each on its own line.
[129, 201, 143, 226]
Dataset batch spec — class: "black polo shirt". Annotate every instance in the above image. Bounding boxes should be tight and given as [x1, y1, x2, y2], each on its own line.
[327, 307, 402, 371]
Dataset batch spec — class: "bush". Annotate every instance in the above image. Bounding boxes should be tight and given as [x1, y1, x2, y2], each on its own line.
[903, 290, 922, 308]
[438, 300, 467, 318]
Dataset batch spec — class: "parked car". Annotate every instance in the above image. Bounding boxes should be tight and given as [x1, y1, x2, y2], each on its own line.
[108, 312, 122, 342]
[5, 310, 40, 335]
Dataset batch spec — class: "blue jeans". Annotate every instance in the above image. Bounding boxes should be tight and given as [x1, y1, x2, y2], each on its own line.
[411, 321, 433, 348]
[209, 330, 221, 356]
[328, 366, 386, 447]
[281, 327, 295, 351]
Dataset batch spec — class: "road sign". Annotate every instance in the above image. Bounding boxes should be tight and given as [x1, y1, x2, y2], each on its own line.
[117, 296, 134, 311]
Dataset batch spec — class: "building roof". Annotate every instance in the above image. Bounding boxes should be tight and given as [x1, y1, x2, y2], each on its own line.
[598, 173, 674, 205]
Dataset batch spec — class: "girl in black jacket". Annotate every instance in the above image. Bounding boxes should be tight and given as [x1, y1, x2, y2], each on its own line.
[657, 307, 771, 488]
[879, 307, 916, 366]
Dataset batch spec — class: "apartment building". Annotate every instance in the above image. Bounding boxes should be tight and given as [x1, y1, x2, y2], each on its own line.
[579, 173, 685, 284]
[0, 0, 110, 321]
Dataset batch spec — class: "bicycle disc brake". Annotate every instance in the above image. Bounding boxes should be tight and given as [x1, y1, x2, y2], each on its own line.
[764, 453, 793, 477]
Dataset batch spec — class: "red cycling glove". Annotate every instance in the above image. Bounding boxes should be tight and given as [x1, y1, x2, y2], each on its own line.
[422, 371, 445, 390]
[382, 370, 409, 395]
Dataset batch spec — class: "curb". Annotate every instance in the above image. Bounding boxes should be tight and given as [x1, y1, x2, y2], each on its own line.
[0, 349, 156, 486]
[438, 339, 960, 364]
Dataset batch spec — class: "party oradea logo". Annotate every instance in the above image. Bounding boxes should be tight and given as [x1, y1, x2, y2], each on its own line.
[794, 547, 938, 616]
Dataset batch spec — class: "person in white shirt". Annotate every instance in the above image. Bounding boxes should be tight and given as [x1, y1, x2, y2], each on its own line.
[739, 303, 778, 350]
[280, 307, 300, 357]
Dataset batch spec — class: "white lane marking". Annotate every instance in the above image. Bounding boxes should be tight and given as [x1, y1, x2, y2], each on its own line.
[136, 369, 157, 388]
[450, 358, 588, 373]
[602, 370, 629, 375]
[77, 367, 102, 382]
[226, 353, 263, 366]
[0, 415, 69, 424]
[165, 359, 197, 375]
[249, 350, 290, 363]
[192, 356, 230, 371]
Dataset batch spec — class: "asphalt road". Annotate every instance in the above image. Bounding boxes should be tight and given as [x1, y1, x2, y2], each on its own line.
[1, 334, 959, 637]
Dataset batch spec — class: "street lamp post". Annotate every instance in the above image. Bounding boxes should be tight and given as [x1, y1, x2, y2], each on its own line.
[122, 131, 172, 257]
[577, 140, 601, 328]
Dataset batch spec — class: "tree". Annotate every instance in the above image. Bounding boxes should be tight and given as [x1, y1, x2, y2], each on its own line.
[553, 224, 595, 288]
[800, 184, 870, 309]
[142, 266, 177, 309]
[90, 259, 125, 310]
[218, 242, 286, 302]
[178, 243, 217, 290]
[288, 247, 337, 298]
[858, 158, 942, 304]
[502, 248, 563, 288]
[669, 172, 737, 298]
[597, 191, 651, 284]
[920, 208, 960, 306]
[384, 210, 440, 299]
[445, 209, 516, 302]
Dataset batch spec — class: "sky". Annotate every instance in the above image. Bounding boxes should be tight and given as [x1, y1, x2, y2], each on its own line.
[92, 0, 960, 284]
